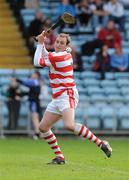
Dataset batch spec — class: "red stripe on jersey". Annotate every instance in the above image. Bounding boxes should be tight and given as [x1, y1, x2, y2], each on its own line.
[48, 52, 73, 72]
[50, 82, 75, 88]
[55, 65, 73, 72]
[52, 89, 66, 99]
[44, 134, 54, 140]
[70, 97, 74, 108]
[49, 52, 72, 62]
[49, 73, 74, 80]
[39, 57, 46, 67]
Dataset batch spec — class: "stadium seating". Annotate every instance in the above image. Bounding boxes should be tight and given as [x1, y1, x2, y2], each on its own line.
[83, 106, 101, 129]
[100, 106, 117, 130]
[120, 119, 129, 129]
[14, 69, 31, 78]
[100, 80, 117, 88]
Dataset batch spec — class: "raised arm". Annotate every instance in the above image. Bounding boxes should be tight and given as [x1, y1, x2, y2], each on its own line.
[33, 32, 51, 67]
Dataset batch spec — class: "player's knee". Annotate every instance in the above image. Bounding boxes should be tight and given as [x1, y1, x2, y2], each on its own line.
[39, 122, 49, 133]
[64, 124, 74, 132]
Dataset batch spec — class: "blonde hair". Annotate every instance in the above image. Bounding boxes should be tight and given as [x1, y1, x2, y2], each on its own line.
[58, 33, 71, 45]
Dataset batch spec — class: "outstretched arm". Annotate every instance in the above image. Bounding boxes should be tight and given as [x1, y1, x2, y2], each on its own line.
[16, 79, 37, 88]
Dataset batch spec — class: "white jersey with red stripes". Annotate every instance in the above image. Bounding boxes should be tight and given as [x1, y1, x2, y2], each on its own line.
[34, 44, 77, 99]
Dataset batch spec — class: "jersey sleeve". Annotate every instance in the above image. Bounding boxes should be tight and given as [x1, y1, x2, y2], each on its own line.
[33, 44, 51, 67]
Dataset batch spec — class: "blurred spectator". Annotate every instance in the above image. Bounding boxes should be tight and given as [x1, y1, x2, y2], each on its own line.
[71, 47, 83, 71]
[104, 0, 125, 32]
[16, 71, 41, 139]
[24, 0, 39, 9]
[119, 0, 129, 7]
[43, 19, 57, 51]
[7, 0, 25, 16]
[6, 77, 21, 130]
[76, 0, 92, 27]
[39, 78, 48, 119]
[93, 45, 110, 79]
[27, 11, 45, 55]
[56, 0, 76, 29]
[110, 43, 129, 72]
[70, 0, 79, 5]
[90, 0, 109, 31]
[81, 20, 122, 56]
[56, 0, 76, 19]
[81, 38, 103, 56]
[97, 20, 122, 48]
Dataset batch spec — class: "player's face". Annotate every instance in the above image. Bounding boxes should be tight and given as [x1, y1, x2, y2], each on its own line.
[54, 36, 67, 52]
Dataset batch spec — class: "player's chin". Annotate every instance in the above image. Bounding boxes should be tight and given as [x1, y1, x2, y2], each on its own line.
[55, 48, 62, 52]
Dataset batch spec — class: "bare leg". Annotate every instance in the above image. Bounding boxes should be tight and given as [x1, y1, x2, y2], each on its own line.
[39, 111, 61, 132]
[62, 108, 75, 131]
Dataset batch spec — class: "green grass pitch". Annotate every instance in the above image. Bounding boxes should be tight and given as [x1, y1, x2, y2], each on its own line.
[0, 137, 129, 180]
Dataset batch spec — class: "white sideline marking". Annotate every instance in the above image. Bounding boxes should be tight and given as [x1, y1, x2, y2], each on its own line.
[70, 162, 129, 176]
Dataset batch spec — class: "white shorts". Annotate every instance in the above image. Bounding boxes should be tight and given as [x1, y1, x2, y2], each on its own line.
[46, 88, 79, 115]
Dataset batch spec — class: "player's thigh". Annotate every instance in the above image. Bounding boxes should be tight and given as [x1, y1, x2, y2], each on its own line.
[62, 108, 75, 130]
[39, 111, 61, 130]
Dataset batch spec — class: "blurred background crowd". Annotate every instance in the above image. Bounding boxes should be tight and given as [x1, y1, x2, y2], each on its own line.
[0, 0, 129, 138]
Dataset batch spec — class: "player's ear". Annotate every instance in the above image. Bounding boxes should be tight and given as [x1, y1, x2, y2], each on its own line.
[66, 47, 72, 53]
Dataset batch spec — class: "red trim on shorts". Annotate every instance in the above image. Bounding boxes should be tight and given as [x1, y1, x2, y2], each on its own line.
[67, 88, 75, 108]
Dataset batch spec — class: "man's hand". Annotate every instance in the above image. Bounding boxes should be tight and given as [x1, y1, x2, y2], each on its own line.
[35, 30, 52, 44]
[43, 29, 52, 37]
[36, 32, 46, 44]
